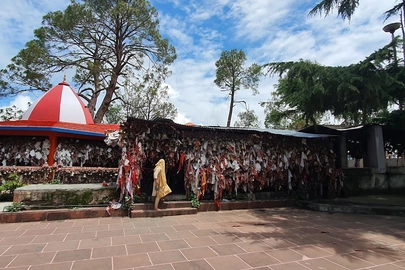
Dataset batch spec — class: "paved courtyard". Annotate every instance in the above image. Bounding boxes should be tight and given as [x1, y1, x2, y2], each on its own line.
[0, 208, 404, 270]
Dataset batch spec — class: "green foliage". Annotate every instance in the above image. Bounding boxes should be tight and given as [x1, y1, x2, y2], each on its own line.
[121, 193, 148, 210]
[105, 75, 178, 123]
[0, 104, 30, 121]
[48, 179, 62, 184]
[0, 173, 25, 201]
[234, 109, 260, 128]
[308, 0, 359, 20]
[190, 193, 201, 209]
[3, 202, 26, 212]
[263, 48, 396, 127]
[309, 0, 404, 23]
[1, 0, 176, 123]
[214, 49, 262, 127]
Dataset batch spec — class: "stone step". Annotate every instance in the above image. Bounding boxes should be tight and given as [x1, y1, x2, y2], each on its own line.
[130, 207, 197, 218]
[132, 201, 192, 210]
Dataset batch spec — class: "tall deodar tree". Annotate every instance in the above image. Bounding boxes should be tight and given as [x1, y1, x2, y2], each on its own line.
[0, 0, 176, 123]
[214, 49, 261, 127]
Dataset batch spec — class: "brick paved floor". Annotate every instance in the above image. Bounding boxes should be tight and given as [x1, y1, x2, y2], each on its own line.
[0, 208, 404, 270]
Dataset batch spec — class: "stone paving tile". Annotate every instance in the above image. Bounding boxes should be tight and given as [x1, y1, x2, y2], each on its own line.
[18, 222, 49, 230]
[0, 230, 25, 238]
[209, 243, 247, 256]
[140, 232, 170, 242]
[269, 262, 309, 270]
[53, 248, 92, 263]
[172, 259, 214, 270]
[0, 245, 10, 255]
[236, 240, 274, 252]
[21, 228, 55, 236]
[350, 250, 400, 265]
[78, 236, 112, 248]
[3, 243, 46, 255]
[134, 263, 174, 270]
[0, 266, 28, 270]
[210, 234, 243, 244]
[265, 248, 303, 262]
[149, 250, 187, 264]
[31, 233, 67, 243]
[172, 224, 199, 231]
[29, 261, 73, 270]
[237, 251, 280, 267]
[107, 222, 134, 230]
[65, 231, 96, 241]
[0, 255, 17, 268]
[206, 255, 251, 270]
[299, 258, 350, 270]
[149, 225, 177, 234]
[193, 222, 221, 230]
[126, 241, 160, 255]
[72, 257, 113, 270]
[96, 229, 125, 238]
[260, 237, 297, 249]
[395, 260, 405, 267]
[112, 234, 142, 245]
[190, 228, 220, 237]
[92, 244, 127, 258]
[113, 254, 152, 269]
[53, 226, 83, 234]
[157, 239, 191, 251]
[166, 230, 197, 240]
[325, 253, 375, 269]
[43, 240, 80, 252]
[45, 220, 76, 229]
[184, 236, 218, 247]
[0, 235, 35, 246]
[82, 224, 109, 232]
[368, 264, 405, 270]
[180, 246, 218, 260]
[72, 219, 100, 227]
[291, 245, 334, 258]
[8, 252, 55, 268]
[124, 227, 151, 235]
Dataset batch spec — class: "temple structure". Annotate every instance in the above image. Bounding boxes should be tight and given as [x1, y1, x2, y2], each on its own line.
[0, 79, 120, 169]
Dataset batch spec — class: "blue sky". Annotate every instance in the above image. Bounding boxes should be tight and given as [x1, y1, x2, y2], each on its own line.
[0, 0, 397, 126]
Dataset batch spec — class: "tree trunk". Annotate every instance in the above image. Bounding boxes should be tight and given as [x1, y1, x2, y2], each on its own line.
[227, 88, 235, 127]
[86, 73, 101, 118]
[94, 74, 118, 123]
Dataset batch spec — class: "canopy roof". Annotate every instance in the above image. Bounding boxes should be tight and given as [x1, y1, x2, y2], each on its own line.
[22, 81, 94, 124]
[0, 81, 119, 138]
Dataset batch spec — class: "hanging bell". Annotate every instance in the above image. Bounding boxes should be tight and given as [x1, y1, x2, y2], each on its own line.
[161, 133, 169, 140]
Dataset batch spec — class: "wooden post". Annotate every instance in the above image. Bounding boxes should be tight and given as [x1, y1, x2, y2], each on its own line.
[48, 134, 58, 166]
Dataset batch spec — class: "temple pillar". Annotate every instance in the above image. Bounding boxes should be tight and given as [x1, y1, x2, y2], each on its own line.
[48, 134, 58, 166]
[363, 125, 386, 173]
[337, 134, 348, 168]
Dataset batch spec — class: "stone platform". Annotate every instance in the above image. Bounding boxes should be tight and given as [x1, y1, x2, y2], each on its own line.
[13, 184, 117, 206]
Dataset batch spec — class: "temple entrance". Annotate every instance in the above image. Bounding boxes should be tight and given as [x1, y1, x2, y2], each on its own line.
[140, 157, 185, 196]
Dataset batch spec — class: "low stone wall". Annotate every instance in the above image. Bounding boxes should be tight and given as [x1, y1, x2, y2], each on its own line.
[343, 167, 405, 196]
[13, 184, 118, 206]
[0, 166, 118, 184]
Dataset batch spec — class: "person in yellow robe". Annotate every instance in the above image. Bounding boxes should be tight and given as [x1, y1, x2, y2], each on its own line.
[153, 153, 172, 210]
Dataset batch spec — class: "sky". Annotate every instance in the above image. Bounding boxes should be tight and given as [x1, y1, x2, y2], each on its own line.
[0, 0, 398, 127]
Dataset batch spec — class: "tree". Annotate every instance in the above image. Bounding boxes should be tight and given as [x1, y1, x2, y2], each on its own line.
[309, 0, 405, 67]
[0, 0, 176, 123]
[0, 104, 29, 121]
[234, 109, 260, 128]
[262, 47, 394, 127]
[214, 49, 262, 127]
[104, 71, 177, 123]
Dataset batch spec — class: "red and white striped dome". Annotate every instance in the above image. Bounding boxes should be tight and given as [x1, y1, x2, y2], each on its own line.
[22, 81, 94, 125]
